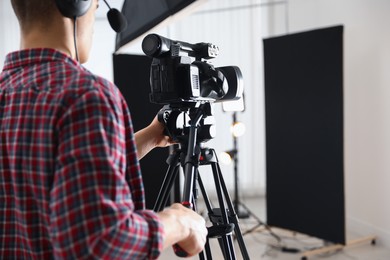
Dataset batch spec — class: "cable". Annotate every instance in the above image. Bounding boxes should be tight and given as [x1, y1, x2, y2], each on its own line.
[102, 0, 111, 8]
[73, 16, 79, 62]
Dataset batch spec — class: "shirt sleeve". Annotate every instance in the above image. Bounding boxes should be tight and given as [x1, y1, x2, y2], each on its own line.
[50, 87, 164, 259]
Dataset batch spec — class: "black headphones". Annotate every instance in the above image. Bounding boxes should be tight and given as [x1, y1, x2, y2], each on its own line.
[55, 0, 92, 18]
[54, 0, 127, 32]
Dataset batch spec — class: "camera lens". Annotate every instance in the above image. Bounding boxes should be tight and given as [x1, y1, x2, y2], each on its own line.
[142, 34, 161, 57]
[216, 66, 243, 101]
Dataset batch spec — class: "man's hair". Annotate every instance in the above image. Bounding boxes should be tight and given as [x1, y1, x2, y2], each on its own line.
[11, 0, 57, 30]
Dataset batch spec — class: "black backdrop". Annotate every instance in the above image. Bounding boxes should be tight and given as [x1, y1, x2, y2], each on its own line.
[264, 26, 345, 244]
[113, 54, 176, 209]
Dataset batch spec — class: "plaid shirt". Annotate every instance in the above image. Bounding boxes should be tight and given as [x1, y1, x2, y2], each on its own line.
[0, 49, 164, 259]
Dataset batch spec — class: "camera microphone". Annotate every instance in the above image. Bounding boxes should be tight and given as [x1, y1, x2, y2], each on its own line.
[103, 0, 127, 33]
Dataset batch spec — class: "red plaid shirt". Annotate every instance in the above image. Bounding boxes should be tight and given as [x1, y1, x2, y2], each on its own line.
[0, 49, 164, 259]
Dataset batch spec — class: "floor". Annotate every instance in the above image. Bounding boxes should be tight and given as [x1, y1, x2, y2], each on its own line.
[158, 196, 390, 260]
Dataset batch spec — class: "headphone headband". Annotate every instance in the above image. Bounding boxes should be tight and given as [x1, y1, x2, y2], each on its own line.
[55, 0, 92, 18]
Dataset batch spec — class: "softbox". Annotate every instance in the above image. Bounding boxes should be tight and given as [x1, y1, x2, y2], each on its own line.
[115, 0, 207, 52]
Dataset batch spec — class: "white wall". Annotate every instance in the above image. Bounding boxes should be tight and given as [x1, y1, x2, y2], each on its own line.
[266, 0, 390, 249]
[0, 0, 20, 65]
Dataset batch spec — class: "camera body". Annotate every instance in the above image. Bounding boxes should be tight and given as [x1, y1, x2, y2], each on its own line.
[142, 34, 243, 104]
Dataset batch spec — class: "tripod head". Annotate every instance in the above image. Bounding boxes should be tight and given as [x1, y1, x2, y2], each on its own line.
[158, 102, 216, 146]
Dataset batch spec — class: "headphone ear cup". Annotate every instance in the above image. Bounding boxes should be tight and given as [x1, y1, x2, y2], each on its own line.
[55, 0, 92, 18]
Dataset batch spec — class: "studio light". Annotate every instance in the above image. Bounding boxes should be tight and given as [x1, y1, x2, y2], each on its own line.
[231, 121, 246, 138]
[219, 150, 236, 165]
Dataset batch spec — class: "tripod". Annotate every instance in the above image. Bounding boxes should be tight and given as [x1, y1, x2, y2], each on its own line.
[153, 103, 250, 260]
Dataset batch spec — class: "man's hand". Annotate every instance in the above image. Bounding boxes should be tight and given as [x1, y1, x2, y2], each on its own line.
[149, 115, 175, 148]
[158, 203, 208, 257]
[134, 114, 175, 159]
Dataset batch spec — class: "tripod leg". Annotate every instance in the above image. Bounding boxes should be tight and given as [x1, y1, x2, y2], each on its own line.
[197, 168, 236, 260]
[213, 162, 251, 260]
[211, 163, 237, 260]
[197, 174, 229, 259]
[153, 152, 181, 212]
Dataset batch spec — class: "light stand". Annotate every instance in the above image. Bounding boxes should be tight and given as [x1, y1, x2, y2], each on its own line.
[222, 97, 271, 236]
[231, 112, 250, 219]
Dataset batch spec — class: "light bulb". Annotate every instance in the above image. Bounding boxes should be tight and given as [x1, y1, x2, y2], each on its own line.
[219, 151, 233, 165]
[231, 122, 246, 137]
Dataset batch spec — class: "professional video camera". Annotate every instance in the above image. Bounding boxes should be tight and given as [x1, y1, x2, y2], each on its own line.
[142, 34, 243, 104]
[141, 34, 244, 144]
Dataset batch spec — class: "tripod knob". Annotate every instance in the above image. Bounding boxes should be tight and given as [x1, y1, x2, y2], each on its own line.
[198, 124, 216, 141]
[207, 223, 235, 238]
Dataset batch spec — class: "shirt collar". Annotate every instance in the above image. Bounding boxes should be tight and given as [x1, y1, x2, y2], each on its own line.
[2, 48, 83, 71]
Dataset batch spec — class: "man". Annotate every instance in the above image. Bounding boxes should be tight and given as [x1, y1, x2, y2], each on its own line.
[0, 0, 207, 259]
